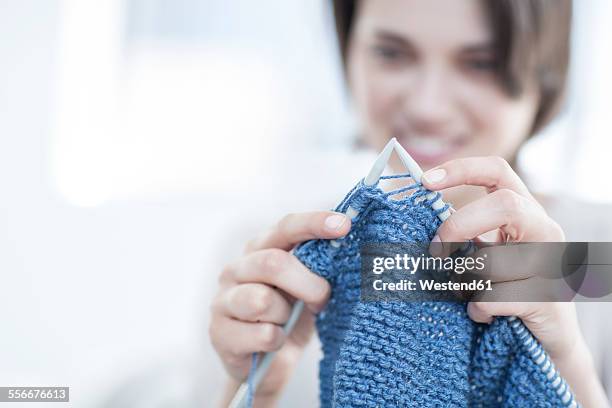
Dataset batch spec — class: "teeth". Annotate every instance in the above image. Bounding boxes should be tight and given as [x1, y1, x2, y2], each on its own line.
[402, 135, 454, 155]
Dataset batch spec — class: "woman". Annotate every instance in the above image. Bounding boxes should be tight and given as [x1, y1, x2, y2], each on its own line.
[209, 0, 611, 406]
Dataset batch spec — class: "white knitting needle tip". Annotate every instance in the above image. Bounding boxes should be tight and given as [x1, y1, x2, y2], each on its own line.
[394, 139, 451, 222]
[393, 139, 424, 181]
[364, 137, 396, 186]
[342, 137, 396, 222]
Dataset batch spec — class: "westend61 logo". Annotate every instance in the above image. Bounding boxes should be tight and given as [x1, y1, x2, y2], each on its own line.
[372, 253, 487, 275]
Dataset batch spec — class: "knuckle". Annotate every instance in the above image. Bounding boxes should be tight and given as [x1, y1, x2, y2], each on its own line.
[259, 249, 288, 277]
[209, 294, 223, 315]
[549, 220, 565, 240]
[219, 263, 234, 284]
[455, 157, 469, 173]
[442, 215, 462, 239]
[259, 324, 282, 350]
[272, 347, 294, 368]
[489, 156, 511, 173]
[207, 319, 216, 344]
[497, 189, 524, 214]
[470, 301, 491, 315]
[454, 158, 470, 182]
[549, 302, 568, 319]
[208, 316, 224, 351]
[316, 281, 332, 303]
[305, 279, 331, 305]
[277, 213, 296, 235]
[224, 351, 245, 368]
[243, 237, 259, 254]
[249, 286, 273, 318]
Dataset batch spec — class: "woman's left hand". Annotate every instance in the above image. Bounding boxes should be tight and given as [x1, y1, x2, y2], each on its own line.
[421, 156, 609, 408]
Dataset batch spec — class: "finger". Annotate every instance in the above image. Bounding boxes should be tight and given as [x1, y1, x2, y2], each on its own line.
[467, 301, 534, 323]
[468, 277, 574, 303]
[218, 283, 292, 324]
[463, 246, 535, 283]
[210, 316, 286, 365]
[422, 156, 534, 200]
[430, 189, 557, 257]
[472, 243, 567, 283]
[227, 249, 331, 312]
[245, 211, 351, 253]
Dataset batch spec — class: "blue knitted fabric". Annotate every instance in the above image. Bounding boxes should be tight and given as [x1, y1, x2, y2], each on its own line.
[292, 176, 578, 408]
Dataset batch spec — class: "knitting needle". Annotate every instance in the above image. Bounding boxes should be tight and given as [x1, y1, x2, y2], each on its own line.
[393, 140, 451, 222]
[228, 302, 304, 408]
[228, 138, 398, 408]
[332, 137, 396, 246]
[364, 137, 397, 186]
[345, 137, 397, 219]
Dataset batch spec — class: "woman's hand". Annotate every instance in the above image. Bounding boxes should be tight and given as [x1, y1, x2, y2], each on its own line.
[209, 211, 351, 407]
[422, 156, 609, 408]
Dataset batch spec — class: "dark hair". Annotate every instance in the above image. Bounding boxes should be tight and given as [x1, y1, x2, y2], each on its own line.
[332, 0, 572, 135]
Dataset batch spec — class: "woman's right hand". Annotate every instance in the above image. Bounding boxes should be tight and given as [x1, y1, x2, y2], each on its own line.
[209, 211, 351, 407]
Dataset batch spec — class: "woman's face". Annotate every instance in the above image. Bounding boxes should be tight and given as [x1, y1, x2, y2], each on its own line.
[347, 0, 540, 171]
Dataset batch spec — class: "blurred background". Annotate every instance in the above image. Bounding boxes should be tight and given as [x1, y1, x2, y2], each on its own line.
[1, 0, 611, 406]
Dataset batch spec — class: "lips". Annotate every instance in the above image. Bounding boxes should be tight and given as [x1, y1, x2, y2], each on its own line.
[396, 134, 465, 167]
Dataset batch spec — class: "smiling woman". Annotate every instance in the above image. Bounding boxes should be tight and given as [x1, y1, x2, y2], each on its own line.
[208, 1, 612, 407]
[339, 0, 571, 176]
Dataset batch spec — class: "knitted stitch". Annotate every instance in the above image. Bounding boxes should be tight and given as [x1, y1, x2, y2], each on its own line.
[289, 175, 578, 408]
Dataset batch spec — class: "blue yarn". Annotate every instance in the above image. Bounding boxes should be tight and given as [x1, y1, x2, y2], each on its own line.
[245, 175, 578, 407]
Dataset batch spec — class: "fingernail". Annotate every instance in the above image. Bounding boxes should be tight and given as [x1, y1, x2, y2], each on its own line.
[429, 235, 442, 256]
[423, 168, 446, 184]
[325, 214, 347, 231]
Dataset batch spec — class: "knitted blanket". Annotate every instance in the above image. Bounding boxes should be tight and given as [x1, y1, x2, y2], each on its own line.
[292, 176, 578, 408]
